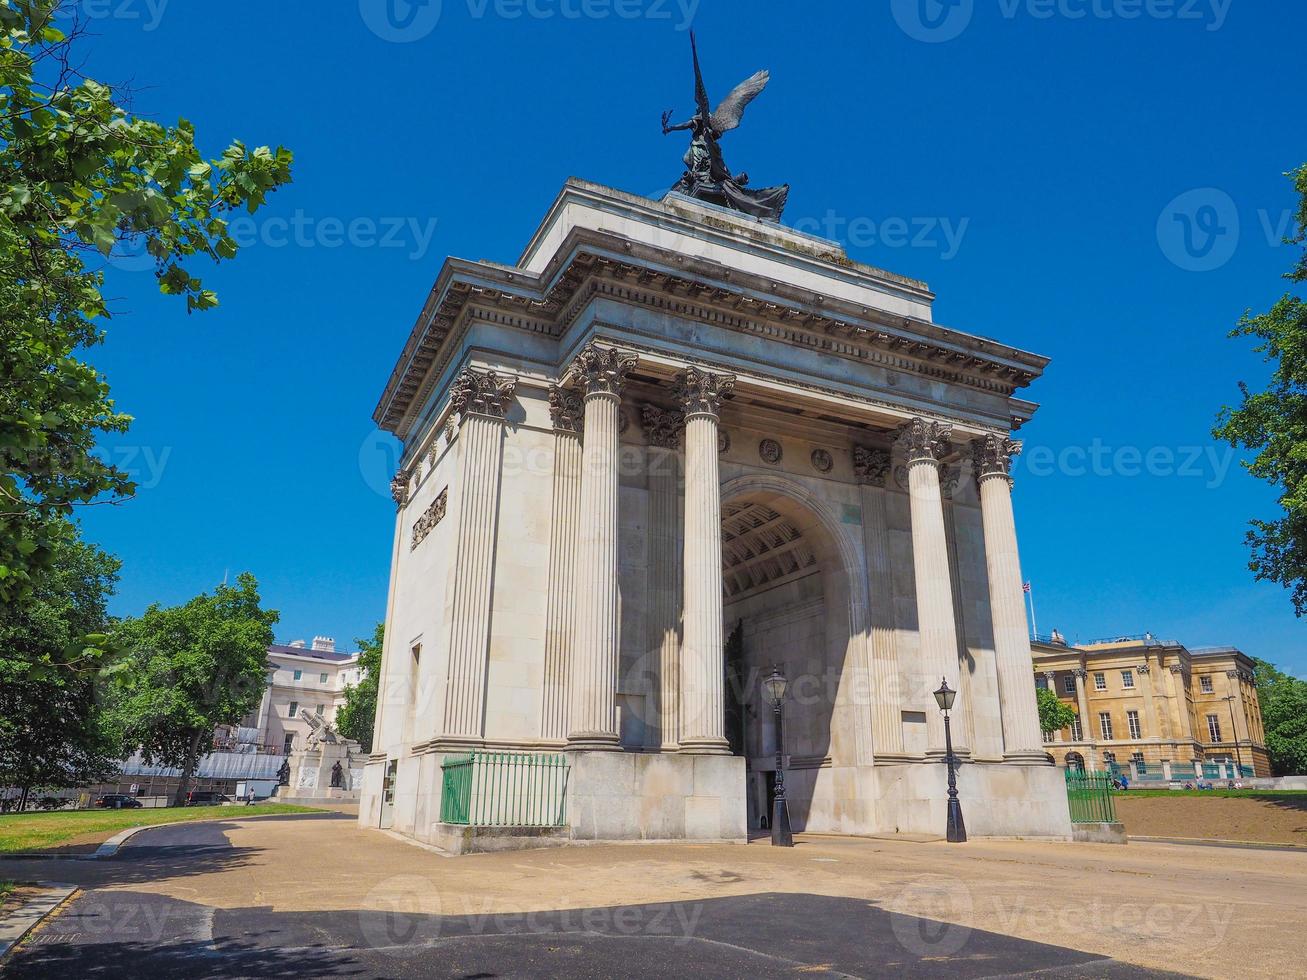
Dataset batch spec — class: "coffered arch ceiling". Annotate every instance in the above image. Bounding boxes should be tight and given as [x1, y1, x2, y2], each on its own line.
[721, 500, 819, 601]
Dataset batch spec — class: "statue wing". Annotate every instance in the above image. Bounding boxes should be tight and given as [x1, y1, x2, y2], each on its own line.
[710, 69, 769, 134]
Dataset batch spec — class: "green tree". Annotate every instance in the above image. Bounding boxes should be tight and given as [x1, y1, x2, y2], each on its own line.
[1036, 686, 1077, 739]
[1214, 164, 1307, 613]
[1252, 657, 1307, 775]
[1, 2, 293, 606]
[336, 623, 383, 753]
[0, 522, 122, 808]
[112, 573, 277, 806]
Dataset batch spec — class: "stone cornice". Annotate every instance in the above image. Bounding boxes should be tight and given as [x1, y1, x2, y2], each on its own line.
[373, 229, 1048, 438]
[852, 445, 891, 486]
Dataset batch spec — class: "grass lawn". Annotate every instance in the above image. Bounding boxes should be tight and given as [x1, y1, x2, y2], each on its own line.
[1116, 788, 1307, 799]
[0, 803, 319, 854]
[0, 880, 15, 901]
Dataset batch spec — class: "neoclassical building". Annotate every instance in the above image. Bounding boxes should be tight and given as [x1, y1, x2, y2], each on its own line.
[1032, 635, 1270, 777]
[360, 180, 1072, 843]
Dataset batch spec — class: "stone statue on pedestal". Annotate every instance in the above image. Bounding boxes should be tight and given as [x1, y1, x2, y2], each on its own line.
[331, 760, 343, 788]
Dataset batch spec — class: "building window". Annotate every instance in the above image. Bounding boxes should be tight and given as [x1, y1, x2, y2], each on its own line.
[1120, 670, 1135, 689]
[320, 672, 328, 684]
[1035, 675, 1048, 690]
[317, 704, 324, 717]
[1200, 675, 1214, 694]
[1099, 712, 1114, 740]
[1070, 716, 1082, 741]
[288, 700, 298, 717]
[1063, 675, 1076, 694]
[1207, 715, 1222, 742]
[283, 733, 294, 753]
[293, 669, 302, 681]
[1093, 672, 1107, 691]
[1127, 710, 1142, 739]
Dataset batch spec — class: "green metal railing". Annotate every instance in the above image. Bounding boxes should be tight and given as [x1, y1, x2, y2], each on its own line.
[439, 751, 569, 827]
[1065, 770, 1117, 824]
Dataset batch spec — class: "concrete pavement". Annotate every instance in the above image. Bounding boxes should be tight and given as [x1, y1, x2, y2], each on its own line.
[4, 810, 1303, 977]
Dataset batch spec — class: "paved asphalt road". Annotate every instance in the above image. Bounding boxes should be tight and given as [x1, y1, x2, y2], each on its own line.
[5, 816, 1185, 979]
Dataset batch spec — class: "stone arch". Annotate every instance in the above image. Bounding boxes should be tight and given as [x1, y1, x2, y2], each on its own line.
[718, 472, 876, 834]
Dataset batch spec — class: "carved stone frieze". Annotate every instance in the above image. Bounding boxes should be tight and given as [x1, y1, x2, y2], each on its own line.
[548, 384, 585, 433]
[641, 404, 684, 449]
[810, 448, 833, 473]
[896, 416, 953, 464]
[672, 365, 736, 418]
[852, 445, 891, 487]
[759, 438, 783, 464]
[390, 470, 411, 508]
[449, 367, 517, 420]
[410, 488, 448, 550]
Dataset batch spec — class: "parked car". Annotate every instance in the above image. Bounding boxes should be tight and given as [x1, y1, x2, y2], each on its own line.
[184, 790, 229, 806]
[94, 794, 143, 809]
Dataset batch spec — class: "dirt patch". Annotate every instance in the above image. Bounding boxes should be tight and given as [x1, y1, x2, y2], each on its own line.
[0, 884, 41, 920]
[1116, 794, 1307, 845]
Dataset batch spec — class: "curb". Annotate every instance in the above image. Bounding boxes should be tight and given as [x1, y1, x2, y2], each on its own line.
[0, 808, 331, 862]
[0, 883, 77, 962]
[1130, 835, 1307, 851]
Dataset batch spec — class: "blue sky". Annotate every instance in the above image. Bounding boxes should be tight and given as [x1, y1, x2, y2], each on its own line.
[73, 1, 1305, 673]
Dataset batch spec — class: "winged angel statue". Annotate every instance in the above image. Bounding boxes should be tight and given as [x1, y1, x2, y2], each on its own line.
[661, 32, 789, 222]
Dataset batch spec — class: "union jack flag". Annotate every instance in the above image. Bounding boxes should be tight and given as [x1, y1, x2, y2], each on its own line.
[1023, 582, 1032, 593]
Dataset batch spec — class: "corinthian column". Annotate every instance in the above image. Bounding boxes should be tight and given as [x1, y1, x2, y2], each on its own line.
[439, 368, 516, 747]
[540, 386, 584, 741]
[641, 404, 684, 750]
[564, 343, 637, 750]
[854, 445, 905, 759]
[898, 417, 961, 755]
[971, 433, 1045, 760]
[675, 366, 734, 755]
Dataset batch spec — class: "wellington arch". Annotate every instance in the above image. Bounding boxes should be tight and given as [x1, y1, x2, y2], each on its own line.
[360, 180, 1073, 846]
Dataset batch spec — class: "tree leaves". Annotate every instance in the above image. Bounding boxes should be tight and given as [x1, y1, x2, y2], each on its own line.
[1214, 165, 1307, 615]
[0, 2, 293, 604]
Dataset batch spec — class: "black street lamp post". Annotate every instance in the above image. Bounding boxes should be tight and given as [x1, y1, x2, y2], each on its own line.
[763, 665, 794, 847]
[933, 677, 967, 843]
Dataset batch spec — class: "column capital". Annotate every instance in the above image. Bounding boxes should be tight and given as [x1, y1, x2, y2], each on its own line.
[1043, 670, 1057, 681]
[548, 384, 585, 433]
[971, 432, 1022, 483]
[1169, 663, 1185, 674]
[390, 469, 411, 508]
[640, 403, 684, 449]
[449, 367, 516, 421]
[896, 416, 952, 464]
[1138, 663, 1151, 674]
[673, 365, 735, 418]
[853, 445, 891, 486]
[564, 342, 638, 399]
[1073, 666, 1088, 678]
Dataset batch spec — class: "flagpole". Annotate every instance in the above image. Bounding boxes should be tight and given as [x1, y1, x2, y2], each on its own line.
[1025, 583, 1038, 639]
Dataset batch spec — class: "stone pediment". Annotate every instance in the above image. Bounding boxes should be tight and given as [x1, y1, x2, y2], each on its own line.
[374, 180, 1048, 440]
